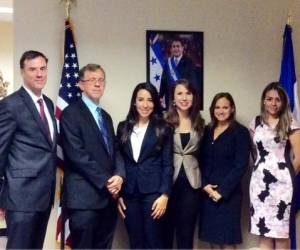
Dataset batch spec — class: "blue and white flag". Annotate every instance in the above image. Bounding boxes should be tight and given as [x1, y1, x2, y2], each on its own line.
[279, 23, 300, 250]
[149, 32, 164, 92]
[280, 24, 300, 121]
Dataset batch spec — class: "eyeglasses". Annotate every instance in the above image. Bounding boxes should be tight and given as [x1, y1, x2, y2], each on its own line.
[81, 77, 105, 84]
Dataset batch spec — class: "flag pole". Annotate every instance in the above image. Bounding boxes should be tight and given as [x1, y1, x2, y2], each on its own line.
[60, 0, 76, 20]
[287, 9, 292, 26]
[58, 1, 77, 249]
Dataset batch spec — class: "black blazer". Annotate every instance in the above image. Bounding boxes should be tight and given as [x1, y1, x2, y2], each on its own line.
[0, 87, 57, 211]
[117, 120, 173, 196]
[61, 99, 124, 209]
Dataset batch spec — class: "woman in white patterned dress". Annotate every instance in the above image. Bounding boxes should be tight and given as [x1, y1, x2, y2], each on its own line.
[249, 82, 300, 249]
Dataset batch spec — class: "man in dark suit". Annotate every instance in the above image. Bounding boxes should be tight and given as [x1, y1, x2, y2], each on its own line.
[0, 50, 57, 249]
[60, 64, 124, 249]
[159, 38, 202, 108]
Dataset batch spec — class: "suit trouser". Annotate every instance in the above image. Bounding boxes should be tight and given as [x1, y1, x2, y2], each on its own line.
[163, 172, 201, 249]
[6, 207, 51, 249]
[124, 192, 163, 249]
[68, 200, 117, 249]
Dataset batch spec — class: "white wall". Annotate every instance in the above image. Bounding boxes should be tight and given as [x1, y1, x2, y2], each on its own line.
[0, 21, 13, 94]
[13, 0, 300, 249]
[14, 0, 300, 125]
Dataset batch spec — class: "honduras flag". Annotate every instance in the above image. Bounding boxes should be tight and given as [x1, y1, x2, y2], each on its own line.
[279, 23, 300, 250]
[149, 32, 164, 92]
[280, 24, 300, 120]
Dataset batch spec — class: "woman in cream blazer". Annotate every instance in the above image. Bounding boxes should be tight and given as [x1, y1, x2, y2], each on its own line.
[173, 128, 201, 189]
[164, 79, 204, 249]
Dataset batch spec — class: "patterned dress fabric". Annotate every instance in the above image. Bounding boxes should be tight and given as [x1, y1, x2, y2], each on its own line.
[249, 117, 300, 238]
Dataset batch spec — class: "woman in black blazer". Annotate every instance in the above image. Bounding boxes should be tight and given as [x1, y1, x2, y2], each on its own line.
[117, 82, 173, 249]
[164, 79, 204, 249]
[198, 92, 250, 249]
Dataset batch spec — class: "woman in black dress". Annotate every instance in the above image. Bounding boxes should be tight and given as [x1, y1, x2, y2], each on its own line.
[199, 92, 250, 249]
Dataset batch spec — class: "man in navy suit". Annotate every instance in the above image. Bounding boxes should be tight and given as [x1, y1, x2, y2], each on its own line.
[60, 64, 124, 249]
[159, 38, 202, 108]
[0, 50, 57, 249]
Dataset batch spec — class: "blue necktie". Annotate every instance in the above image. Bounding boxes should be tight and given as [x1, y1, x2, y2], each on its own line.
[96, 107, 111, 155]
[174, 57, 179, 66]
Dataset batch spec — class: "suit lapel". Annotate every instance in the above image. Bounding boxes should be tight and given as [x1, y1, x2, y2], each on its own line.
[177, 56, 186, 69]
[183, 130, 199, 154]
[78, 100, 110, 156]
[44, 96, 57, 149]
[125, 139, 134, 161]
[174, 128, 199, 154]
[174, 128, 183, 152]
[138, 120, 156, 162]
[19, 87, 52, 147]
[101, 111, 114, 157]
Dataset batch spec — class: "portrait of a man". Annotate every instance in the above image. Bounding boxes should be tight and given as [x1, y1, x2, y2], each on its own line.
[147, 31, 203, 109]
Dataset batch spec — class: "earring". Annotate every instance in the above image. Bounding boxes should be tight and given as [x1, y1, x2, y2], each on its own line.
[173, 102, 176, 107]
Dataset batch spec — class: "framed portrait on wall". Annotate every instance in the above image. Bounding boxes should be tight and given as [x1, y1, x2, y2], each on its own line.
[146, 30, 204, 109]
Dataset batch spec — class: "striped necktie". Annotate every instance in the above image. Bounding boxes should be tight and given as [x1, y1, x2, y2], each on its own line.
[96, 107, 111, 155]
[37, 98, 51, 142]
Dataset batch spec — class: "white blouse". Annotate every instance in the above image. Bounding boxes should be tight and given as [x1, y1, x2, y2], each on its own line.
[130, 124, 148, 162]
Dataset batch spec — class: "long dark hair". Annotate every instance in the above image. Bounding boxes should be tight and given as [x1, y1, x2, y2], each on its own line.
[209, 92, 236, 129]
[165, 79, 204, 136]
[260, 82, 292, 140]
[120, 82, 171, 149]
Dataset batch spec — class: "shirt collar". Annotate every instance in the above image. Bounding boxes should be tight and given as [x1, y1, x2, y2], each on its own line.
[23, 84, 43, 103]
[174, 55, 183, 62]
[81, 93, 100, 112]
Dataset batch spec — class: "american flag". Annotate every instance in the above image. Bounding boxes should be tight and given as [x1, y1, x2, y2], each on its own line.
[55, 19, 81, 248]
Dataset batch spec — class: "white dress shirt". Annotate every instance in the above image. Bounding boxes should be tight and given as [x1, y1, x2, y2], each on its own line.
[23, 85, 54, 141]
[130, 124, 148, 162]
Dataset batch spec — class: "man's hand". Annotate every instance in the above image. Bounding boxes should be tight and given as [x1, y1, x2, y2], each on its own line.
[106, 175, 123, 195]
